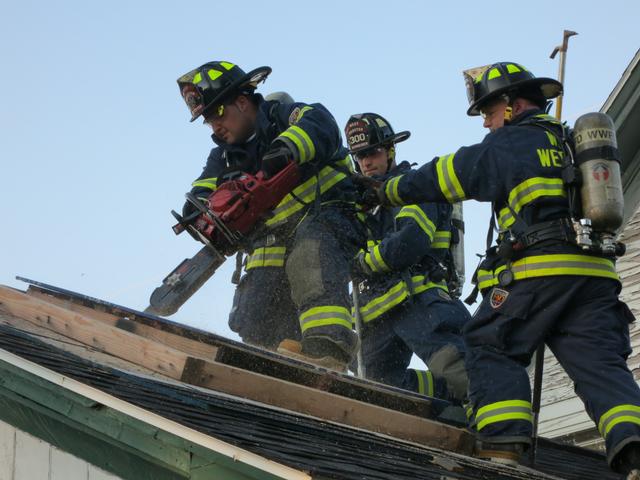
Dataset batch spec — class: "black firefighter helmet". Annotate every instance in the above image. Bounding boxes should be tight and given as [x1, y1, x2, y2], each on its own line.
[465, 62, 563, 116]
[177, 61, 271, 122]
[344, 113, 410, 174]
[345, 113, 410, 153]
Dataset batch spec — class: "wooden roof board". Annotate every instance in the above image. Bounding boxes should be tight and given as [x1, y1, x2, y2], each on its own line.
[0, 284, 473, 455]
[0, 321, 618, 480]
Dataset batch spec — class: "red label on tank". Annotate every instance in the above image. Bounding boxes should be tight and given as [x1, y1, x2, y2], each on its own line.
[592, 163, 610, 182]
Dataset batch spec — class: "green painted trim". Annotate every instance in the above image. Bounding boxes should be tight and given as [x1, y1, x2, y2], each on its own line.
[0, 390, 185, 480]
[0, 358, 292, 480]
[0, 366, 191, 475]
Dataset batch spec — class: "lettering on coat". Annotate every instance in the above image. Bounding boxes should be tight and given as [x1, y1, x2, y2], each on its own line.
[537, 148, 565, 167]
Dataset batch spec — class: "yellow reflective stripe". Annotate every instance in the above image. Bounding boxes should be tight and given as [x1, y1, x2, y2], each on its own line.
[506, 63, 521, 74]
[207, 69, 223, 81]
[412, 369, 434, 397]
[358, 275, 447, 322]
[476, 254, 620, 291]
[359, 280, 409, 322]
[497, 177, 566, 229]
[432, 230, 452, 249]
[598, 404, 640, 437]
[412, 276, 447, 295]
[436, 154, 465, 203]
[466, 406, 474, 421]
[533, 113, 562, 126]
[396, 205, 436, 241]
[297, 106, 313, 122]
[245, 246, 286, 270]
[365, 244, 390, 273]
[487, 67, 502, 80]
[476, 400, 532, 431]
[385, 175, 404, 206]
[477, 268, 498, 291]
[300, 305, 353, 332]
[265, 159, 349, 227]
[366, 240, 379, 248]
[191, 177, 218, 190]
[278, 125, 316, 163]
[219, 61, 235, 71]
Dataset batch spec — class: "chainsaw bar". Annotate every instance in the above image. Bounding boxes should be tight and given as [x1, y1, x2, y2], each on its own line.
[146, 245, 226, 316]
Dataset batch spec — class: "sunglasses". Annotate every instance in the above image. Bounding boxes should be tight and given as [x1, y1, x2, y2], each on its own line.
[353, 146, 386, 161]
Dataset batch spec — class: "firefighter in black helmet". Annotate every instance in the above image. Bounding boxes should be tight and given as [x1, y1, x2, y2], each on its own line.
[345, 113, 470, 404]
[176, 61, 366, 372]
[367, 61, 640, 474]
[464, 61, 561, 131]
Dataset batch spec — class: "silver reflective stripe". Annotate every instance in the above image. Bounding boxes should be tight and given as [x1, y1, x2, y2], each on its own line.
[360, 283, 409, 321]
[367, 248, 387, 273]
[268, 168, 342, 226]
[440, 154, 462, 202]
[599, 406, 640, 437]
[511, 259, 615, 275]
[476, 405, 532, 431]
[433, 231, 451, 244]
[300, 309, 352, 329]
[247, 253, 285, 263]
[509, 181, 559, 211]
[286, 127, 312, 161]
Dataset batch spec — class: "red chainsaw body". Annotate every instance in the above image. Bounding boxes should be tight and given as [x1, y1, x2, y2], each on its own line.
[192, 162, 301, 250]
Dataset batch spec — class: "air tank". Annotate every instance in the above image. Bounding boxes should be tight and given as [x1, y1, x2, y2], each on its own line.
[573, 112, 624, 233]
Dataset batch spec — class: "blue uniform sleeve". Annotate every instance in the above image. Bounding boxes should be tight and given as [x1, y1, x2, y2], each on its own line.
[189, 147, 226, 200]
[383, 131, 511, 206]
[363, 203, 440, 273]
[272, 102, 342, 165]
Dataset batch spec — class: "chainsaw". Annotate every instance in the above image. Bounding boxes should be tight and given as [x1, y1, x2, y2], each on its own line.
[146, 162, 301, 316]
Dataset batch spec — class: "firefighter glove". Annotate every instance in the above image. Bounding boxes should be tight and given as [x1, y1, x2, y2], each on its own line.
[261, 143, 293, 178]
[351, 173, 386, 208]
[353, 250, 374, 278]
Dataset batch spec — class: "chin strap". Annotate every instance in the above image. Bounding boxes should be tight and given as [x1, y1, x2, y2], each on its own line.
[385, 145, 396, 174]
[503, 106, 513, 122]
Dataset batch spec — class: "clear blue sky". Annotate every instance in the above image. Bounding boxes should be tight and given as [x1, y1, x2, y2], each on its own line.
[2, 1, 638, 360]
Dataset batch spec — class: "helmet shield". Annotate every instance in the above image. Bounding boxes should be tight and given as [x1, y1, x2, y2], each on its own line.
[345, 118, 371, 152]
[463, 65, 491, 105]
[178, 74, 206, 120]
[177, 62, 271, 122]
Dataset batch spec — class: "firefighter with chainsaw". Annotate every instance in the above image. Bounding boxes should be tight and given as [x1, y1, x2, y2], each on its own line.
[177, 61, 364, 371]
[359, 62, 640, 474]
[346, 113, 470, 403]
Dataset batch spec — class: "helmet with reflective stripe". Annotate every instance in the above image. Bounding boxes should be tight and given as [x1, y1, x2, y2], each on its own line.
[344, 113, 410, 154]
[177, 61, 271, 122]
[466, 62, 562, 116]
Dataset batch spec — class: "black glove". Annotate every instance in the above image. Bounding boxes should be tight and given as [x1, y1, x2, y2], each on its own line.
[181, 196, 206, 220]
[352, 250, 374, 278]
[261, 144, 293, 178]
[351, 173, 386, 209]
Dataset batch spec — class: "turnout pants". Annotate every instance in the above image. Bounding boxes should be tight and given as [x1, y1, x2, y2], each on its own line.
[361, 288, 470, 402]
[465, 276, 640, 466]
[229, 204, 364, 355]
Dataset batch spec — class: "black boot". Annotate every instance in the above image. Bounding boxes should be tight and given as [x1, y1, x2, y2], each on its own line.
[612, 443, 640, 477]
